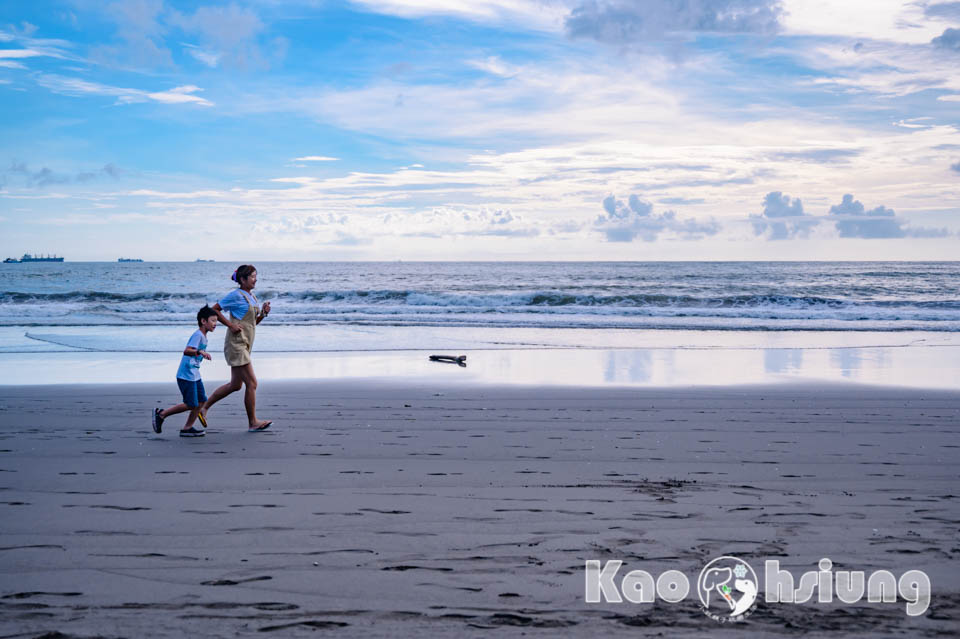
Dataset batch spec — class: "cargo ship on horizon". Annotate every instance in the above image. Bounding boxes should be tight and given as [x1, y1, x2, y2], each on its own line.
[3, 253, 65, 263]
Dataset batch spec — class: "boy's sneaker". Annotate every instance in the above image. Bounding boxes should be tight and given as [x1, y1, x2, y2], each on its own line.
[179, 427, 205, 437]
[152, 408, 164, 433]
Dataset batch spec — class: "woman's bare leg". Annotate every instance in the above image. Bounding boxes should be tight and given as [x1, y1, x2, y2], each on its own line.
[201, 366, 243, 419]
[182, 407, 201, 430]
[235, 364, 268, 428]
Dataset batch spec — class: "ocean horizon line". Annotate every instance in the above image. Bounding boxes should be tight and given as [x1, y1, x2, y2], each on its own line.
[5, 259, 960, 264]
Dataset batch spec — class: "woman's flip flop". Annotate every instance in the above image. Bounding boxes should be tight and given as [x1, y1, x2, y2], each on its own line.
[197, 411, 208, 428]
[248, 421, 272, 432]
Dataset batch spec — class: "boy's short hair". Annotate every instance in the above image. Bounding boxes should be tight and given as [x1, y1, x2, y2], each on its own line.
[197, 305, 217, 326]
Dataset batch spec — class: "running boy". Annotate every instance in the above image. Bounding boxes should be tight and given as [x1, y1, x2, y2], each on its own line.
[153, 306, 218, 437]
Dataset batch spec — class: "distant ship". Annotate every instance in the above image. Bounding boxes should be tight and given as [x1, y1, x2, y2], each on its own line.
[118, 258, 144, 262]
[5, 253, 65, 263]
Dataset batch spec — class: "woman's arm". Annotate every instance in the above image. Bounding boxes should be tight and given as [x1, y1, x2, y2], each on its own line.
[212, 303, 241, 333]
[255, 300, 271, 325]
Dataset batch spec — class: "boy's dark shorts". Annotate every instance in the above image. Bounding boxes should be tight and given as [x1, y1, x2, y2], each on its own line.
[177, 378, 207, 408]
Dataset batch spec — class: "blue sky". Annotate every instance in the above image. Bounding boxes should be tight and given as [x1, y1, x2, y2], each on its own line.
[1, 0, 958, 260]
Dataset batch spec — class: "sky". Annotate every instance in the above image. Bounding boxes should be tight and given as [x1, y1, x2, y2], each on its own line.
[0, 0, 958, 261]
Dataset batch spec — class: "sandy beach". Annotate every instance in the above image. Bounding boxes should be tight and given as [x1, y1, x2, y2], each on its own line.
[1, 379, 957, 637]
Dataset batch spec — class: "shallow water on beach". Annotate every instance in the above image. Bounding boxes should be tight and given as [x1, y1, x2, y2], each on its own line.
[1, 330, 957, 388]
[2, 325, 956, 354]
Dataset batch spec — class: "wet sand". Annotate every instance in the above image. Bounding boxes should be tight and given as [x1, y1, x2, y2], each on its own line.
[0, 381, 958, 637]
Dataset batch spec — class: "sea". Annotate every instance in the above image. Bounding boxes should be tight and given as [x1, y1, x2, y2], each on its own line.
[1, 261, 958, 386]
[2, 261, 959, 331]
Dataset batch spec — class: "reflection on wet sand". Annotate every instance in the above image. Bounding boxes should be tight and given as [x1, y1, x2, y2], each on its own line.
[1, 341, 958, 388]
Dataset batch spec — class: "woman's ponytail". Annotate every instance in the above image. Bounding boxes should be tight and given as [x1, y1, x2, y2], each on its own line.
[233, 264, 256, 285]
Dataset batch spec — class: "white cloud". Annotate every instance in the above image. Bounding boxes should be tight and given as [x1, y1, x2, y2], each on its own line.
[270, 177, 317, 185]
[794, 37, 960, 98]
[349, 0, 570, 31]
[780, 0, 944, 43]
[127, 189, 226, 198]
[744, 191, 952, 240]
[35, 74, 213, 107]
[0, 26, 76, 66]
[386, 206, 541, 238]
[594, 193, 720, 242]
[181, 43, 222, 68]
[0, 48, 46, 58]
[467, 55, 520, 77]
[270, 56, 686, 143]
[750, 191, 819, 239]
[894, 118, 934, 129]
[147, 85, 212, 105]
[109, 117, 959, 250]
[247, 205, 540, 244]
[0, 43, 71, 68]
[37, 211, 170, 226]
[826, 193, 949, 238]
[932, 27, 960, 51]
[293, 156, 339, 162]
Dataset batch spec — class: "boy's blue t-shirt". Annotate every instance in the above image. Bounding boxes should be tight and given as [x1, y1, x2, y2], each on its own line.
[176, 329, 207, 381]
[219, 289, 257, 320]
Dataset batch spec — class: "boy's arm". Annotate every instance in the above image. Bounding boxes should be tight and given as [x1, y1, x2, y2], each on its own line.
[183, 332, 211, 359]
